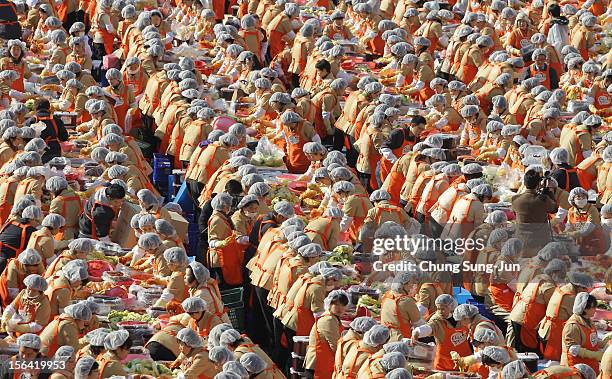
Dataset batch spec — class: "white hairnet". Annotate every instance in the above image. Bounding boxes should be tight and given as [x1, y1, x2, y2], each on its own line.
[501, 238, 523, 257]
[453, 304, 479, 321]
[435, 294, 458, 309]
[17, 333, 41, 350]
[574, 364, 596, 379]
[386, 368, 413, 379]
[209, 346, 234, 364]
[274, 201, 295, 218]
[177, 327, 204, 348]
[370, 189, 391, 202]
[482, 346, 510, 363]
[74, 357, 97, 379]
[24, 274, 47, 291]
[22, 205, 42, 220]
[380, 352, 407, 371]
[68, 238, 94, 254]
[155, 219, 176, 237]
[298, 243, 322, 258]
[350, 317, 377, 333]
[474, 328, 498, 343]
[501, 360, 529, 379]
[212, 193, 233, 211]
[572, 292, 591, 315]
[163, 247, 188, 266]
[64, 303, 92, 321]
[363, 325, 391, 346]
[18, 248, 42, 265]
[324, 290, 349, 310]
[240, 352, 268, 374]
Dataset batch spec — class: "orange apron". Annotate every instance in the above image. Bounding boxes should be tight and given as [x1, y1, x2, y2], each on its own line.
[433, 322, 472, 371]
[294, 277, 322, 335]
[313, 314, 343, 379]
[380, 291, 413, 338]
[516, 279, 548, 349]
[488, 282, 515, 312]
[304, 217, 334, 250]
[540, 287, 572, 361]
[284, 122, 311, 174]
[207, 216, 244, 286]
[0, 259, 24, 307]
[565, 321, 600, 374]
[348, 194, 369, 242]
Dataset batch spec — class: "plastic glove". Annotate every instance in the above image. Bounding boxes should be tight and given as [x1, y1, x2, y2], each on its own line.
[28, 322, 42, 333]
[6, 319, 17, 330]
[237, 235, 249, 244]
[569, 345, 581, 357]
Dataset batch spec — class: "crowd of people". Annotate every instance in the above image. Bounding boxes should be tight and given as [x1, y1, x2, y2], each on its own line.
[0, 0, 608, 376]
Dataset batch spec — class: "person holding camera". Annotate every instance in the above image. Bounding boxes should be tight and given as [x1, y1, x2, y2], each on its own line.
[511, 168, 559, 257]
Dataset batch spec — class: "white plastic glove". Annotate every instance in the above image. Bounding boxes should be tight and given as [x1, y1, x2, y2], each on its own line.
[209, 240, 218, 249]
[416, 303, 428, 317]
[434, 118, 448, 129]
[381, 148, 397, 163]
[28, 322, 42, 333]
[158, 289, 174, 303]
[237, 236, 249, 244]
[569, 345, 581, 357]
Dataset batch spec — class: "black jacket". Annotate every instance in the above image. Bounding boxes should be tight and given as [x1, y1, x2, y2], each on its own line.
[25, 111, 69, 163]
[551, 164, 581, 192]
[78, 195, 117, 238]
[0, 218, 36, 271]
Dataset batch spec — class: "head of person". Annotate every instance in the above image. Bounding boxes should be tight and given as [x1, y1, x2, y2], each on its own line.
[104, 330, 132, 359]
[315, 59, 331, 80]
[185, 261, 211, 288]
[105, 183, 126, 208]
[182, 296, 208, 321]
[568, 187, 589, 209]
[435, 294, 458, 319]
[74, 357, 100, 379]
[17, 334, 41, 360]
[573, 292, 597, 319]
[453, 304, 480, 328]
[64, 303, 93, 332]
[324, 290, 349, 317]
[18, 248, 43, 274]
[523, 169, 542, 190]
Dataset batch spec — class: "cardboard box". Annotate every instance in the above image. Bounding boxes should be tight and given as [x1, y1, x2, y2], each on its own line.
[111, 203, 190, 248]
[167, 210, 189, 240]
[111, 201, 140, 248]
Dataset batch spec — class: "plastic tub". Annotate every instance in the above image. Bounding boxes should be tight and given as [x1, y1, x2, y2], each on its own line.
[88, 295, 124, 315]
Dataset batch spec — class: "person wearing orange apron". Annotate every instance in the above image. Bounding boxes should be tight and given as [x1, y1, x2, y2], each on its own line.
[279, 111, 319, 175]
[208, 193, 242, 286]
[411, 295, 473, 371]
[187, 261, 230, 324]
[0, 165, 23, 226]
[0, 249, 44, 308]
[281, 267, 342, 339]
[561, 293, 605, 373]
[380, 272, 423, 341]
[39, 302, 92, 356]
[96, 330, 131, 378]
[488, 239, 521, 313]
[91, 0, 115, 58]
[122, 57, 148, 98]
[538, 273, 593, 362]
[335, 182, 373, 243]
[355, 113, 386, 192]
[77, 185, 125, 241]
[47, 177, 83, 241]
[266, 4, 298, 59]
[2, 274, 50, 337]
[565, 188, 607, 256]
[304, 291, 349, 379]
[104, 68, 135, 130]
[0, 40, 31, 93]
[509, 260, 566, 354]
[9, 333, 45, 379]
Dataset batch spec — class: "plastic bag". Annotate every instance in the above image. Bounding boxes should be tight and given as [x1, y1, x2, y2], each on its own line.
[252, 136, 285, 167]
